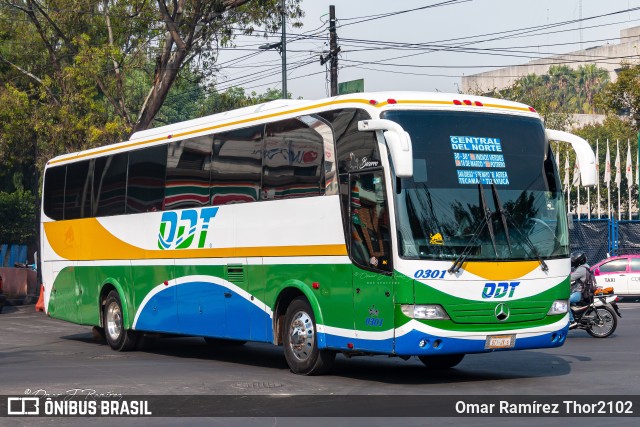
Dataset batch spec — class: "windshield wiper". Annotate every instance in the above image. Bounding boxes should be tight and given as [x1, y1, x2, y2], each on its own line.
[447, 214, 488, 274]
[448, 183, 496, 274]
[479, 182, 498, 258]
[490, 183, 512, 256]
[492, 190, 549, 272]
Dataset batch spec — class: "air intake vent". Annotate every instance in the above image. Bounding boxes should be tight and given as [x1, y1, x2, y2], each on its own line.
[226, 264, 245, 284]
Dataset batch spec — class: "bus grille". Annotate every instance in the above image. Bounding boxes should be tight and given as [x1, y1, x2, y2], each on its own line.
[446, 301, 549, 324]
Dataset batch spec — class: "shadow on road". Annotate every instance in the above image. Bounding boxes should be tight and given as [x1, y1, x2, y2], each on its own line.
[57, 332, 578, 385]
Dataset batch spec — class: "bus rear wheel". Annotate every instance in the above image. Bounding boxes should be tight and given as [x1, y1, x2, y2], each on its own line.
[418, 354, 465, 369]
[104, 290, 139, 351]
[283, 297, 335, 375]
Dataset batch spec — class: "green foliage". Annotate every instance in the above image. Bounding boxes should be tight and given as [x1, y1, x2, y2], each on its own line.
[0, 191, 37, 244]
[597, 63, 640, 130]
[479, 65, 610, 130]
[198, 87, 285, 116]
[0, 0, 305, 198]
[573, 116, 636, 143]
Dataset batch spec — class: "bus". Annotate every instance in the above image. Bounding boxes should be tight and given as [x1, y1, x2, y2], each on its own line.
[40, 91, 596, 375]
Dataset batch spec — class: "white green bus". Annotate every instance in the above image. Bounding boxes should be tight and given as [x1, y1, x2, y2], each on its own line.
[40, 92, 595, 375]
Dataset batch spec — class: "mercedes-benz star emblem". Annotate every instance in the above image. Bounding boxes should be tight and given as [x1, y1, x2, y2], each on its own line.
[495, 303, 510, 321]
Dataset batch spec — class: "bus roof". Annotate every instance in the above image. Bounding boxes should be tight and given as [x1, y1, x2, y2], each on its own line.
[46, 91, 538, 166]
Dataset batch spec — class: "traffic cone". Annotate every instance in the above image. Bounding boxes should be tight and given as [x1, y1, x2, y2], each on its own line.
[35, 284, 45, 312]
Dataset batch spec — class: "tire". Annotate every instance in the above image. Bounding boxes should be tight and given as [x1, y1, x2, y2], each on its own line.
[418, 353, 465, 369]
[203, 337, 247, 346]
[585, 306, 617, 338]
[283, 297, 336, 375]
[104, 290, 139, 351]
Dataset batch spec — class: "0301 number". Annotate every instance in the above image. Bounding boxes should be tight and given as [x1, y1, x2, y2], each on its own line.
[414, 269, 446, 279]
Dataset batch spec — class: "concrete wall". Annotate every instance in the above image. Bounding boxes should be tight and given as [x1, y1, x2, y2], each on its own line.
[462, 26, 640, 93]
[570, 114, 606, 129]
[0, 267, 38, 300]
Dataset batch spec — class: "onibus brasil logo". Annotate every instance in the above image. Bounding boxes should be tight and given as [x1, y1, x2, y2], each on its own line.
[157, 207, 218, 250]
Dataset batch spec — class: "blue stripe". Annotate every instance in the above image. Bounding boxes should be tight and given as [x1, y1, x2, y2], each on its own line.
[135, 281, 273, 342]
[319, 325, 568, 356]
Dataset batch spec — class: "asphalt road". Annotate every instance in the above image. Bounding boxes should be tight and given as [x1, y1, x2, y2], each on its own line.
[1, 302, 639, 426]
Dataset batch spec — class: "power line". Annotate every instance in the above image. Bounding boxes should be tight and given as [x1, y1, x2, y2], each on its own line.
[337, 0, 472, 27]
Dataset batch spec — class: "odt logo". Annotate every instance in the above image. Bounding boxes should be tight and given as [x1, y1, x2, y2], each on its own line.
[7, 397, 40, 415]
[482, 281, 520, 299]
[157, 207, 218, 250]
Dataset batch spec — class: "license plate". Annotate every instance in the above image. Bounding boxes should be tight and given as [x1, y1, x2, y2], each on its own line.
[485, 334, 516, 349]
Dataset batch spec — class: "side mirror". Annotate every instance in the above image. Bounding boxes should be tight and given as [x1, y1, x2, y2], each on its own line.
[546, 129, 596, 186]
[358, 119, 413, 178]
[594, 267, 600, 276]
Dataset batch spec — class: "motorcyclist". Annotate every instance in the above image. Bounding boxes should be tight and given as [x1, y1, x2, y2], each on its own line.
[569, 251, 590, 328]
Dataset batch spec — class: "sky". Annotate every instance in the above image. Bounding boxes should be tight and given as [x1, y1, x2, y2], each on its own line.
[213, 0, 640, 100]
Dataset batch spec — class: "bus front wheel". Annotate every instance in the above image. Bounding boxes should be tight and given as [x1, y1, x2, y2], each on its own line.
[104, 290, 139, 351]
[283, 297, 335, 375]
[418, 353, 465, 369]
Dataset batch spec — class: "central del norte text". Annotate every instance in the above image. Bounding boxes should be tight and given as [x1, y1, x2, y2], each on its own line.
[450, 136, 502, 152]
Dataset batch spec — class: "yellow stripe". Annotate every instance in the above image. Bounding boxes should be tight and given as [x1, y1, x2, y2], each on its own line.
[48, 97, 535, 166]
[461, 261, 540, 280]
[44, 218, 347, 260]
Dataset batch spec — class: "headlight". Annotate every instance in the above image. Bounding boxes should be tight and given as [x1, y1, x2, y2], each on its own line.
[401, 304, 450, 320]
[547, 300, 569, 315]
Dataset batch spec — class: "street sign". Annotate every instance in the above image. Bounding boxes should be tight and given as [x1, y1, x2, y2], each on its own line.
[338, 79, 364, 95]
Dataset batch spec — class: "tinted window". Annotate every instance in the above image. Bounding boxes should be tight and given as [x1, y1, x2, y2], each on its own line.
[263, 118, 323, 200]
[319, 109, 379, 174]
[94, 153, 128, 217]
[382, 110, 567, 261]
[599, 259, 628, 273]
[127, 145, 167, 213]
[349, 170, 392, 271]
[43, 166, 66, 220]
[630, 258, 640, 272]
[165, 137, 213, 210]
[211, 125, 263, 205]
[64, 161, 91, 219]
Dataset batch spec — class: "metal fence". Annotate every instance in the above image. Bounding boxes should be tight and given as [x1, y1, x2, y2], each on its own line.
[570, 218, 640, 264]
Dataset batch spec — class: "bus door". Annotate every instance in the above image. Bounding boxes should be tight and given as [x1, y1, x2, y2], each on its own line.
[348, 170, 395, 351]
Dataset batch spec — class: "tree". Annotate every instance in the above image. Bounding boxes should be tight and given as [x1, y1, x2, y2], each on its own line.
[1, 0, 302, 136]
[478, 65, 610, 130]
[133, 0, 302, 132]
[0, 0, 304, 185]
[197, 86, 284, 116]
[0, 190, 37, 244]
[598, 63, 640, 130]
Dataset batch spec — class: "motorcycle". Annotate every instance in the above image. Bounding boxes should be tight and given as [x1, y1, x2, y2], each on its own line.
[570, 288, 622, 338]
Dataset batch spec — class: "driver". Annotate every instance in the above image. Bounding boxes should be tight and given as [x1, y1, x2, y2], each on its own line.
[569, 251, 590, 329]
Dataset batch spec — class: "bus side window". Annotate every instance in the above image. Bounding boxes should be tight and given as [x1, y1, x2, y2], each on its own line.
[211, 125, 263, 206]
[43, 166, 66, 220]
[64, 160, 91, 220]
[349, 170, 392, 272]
[126, 145, 168, 214]
[263, 118, 323, 200]
[164, 136, 213, 210]
[93, 153, 128, 217]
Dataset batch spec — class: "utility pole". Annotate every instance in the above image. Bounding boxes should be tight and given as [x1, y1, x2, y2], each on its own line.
[329, 5, 338, 96]
[280, 0, 287, 99]
[320, 5, 340, 96]
[259, 0, 287, 99]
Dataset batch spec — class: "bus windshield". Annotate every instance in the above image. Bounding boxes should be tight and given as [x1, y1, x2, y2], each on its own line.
[381, 110, 569, 261]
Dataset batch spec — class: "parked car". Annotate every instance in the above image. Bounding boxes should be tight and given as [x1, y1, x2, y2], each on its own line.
[0, 274, 5, 313]
[591, 254, 640, 298]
